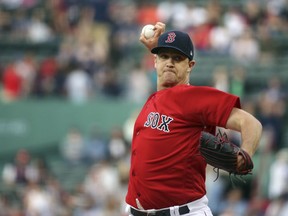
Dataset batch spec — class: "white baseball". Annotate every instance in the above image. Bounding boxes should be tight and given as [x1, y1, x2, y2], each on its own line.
[142, 24, 155, 39]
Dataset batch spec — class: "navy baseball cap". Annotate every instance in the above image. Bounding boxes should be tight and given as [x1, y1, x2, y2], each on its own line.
[151, 30, 194, 60]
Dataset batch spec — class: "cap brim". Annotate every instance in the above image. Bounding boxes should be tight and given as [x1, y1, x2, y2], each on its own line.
[151, 46, 192, 60]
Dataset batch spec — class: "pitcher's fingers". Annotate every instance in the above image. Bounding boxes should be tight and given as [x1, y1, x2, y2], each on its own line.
[154, 22, 166, 36]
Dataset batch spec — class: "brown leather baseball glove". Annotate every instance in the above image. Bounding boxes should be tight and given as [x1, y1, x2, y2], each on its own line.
[199, 130, 254, 178]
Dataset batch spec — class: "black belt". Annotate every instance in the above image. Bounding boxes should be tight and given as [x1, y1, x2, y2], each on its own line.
[130, 205, 190, 216]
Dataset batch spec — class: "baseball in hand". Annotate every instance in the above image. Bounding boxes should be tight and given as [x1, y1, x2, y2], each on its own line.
[141, 24, 155, 39]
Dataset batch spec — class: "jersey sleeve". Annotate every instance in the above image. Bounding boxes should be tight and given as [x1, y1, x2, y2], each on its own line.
[176, 85, 241, 128]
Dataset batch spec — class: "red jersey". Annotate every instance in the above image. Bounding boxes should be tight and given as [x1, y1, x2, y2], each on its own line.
[3, 65, 22, 97]
[126, 84, 240, 209]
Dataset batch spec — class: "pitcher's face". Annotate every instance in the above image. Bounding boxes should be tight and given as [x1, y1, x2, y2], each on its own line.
[155, 48, 195, 90]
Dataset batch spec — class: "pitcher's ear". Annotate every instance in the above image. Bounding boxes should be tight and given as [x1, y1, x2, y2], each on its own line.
[154, 54, 157, 68]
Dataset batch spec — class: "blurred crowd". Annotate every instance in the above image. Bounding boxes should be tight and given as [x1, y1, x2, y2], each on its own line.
[1, 126, 131, 216]
[0, 0, 288, 103]
[0, 0, 288, 215]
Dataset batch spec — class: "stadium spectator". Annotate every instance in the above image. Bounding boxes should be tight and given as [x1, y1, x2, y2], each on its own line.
[107, 126, 128, 162]
[1, 63, 22, 102]
[64, 62, 92, 104]
[26, 9, 54, 43]
[59, 127, 85, 164]
[2, 149, 41, 186]
[268, 148, 288, 200]
[83, 126, 108, 164]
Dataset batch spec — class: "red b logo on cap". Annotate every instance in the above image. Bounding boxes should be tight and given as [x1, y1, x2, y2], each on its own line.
[165, 32, 176, 43]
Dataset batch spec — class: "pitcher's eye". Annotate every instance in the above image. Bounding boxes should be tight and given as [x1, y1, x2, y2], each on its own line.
[158, 53, 169, 59]
[172, 55, 186, 62]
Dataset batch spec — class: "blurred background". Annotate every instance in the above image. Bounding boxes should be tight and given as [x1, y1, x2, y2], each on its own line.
[0, 0, 287, 215]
